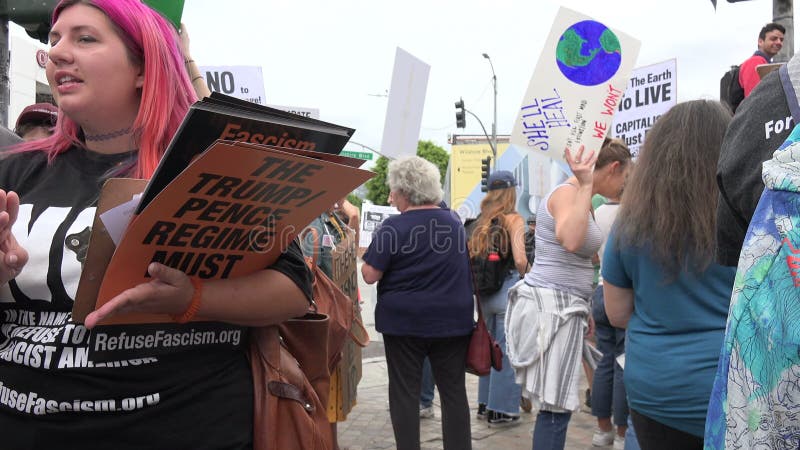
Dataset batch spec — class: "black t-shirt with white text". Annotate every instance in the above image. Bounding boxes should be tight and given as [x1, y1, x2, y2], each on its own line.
[0, 146, 312, 449]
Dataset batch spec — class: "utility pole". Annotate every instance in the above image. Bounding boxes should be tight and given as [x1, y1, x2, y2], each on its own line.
[773, 0, 794, 62]
[482, 53, 497, 161]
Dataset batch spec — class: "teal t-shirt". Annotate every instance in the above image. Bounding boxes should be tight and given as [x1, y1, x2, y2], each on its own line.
[602, 229, 735, 437]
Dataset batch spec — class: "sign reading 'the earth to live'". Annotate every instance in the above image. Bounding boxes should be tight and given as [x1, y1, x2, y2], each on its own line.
[611, 59, 677, 157]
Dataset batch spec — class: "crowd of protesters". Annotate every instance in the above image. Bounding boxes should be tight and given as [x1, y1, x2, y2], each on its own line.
[357, 20, 800, 450]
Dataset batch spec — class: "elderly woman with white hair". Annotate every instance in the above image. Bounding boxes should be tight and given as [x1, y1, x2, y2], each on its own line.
[362, 156, 474, 450]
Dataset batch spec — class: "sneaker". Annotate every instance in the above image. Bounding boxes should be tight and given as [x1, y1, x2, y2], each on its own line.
[613, 435, 625, 450]
[592, 428, 615, 446]
[487, 411, 521, 428]
[419, 405, 434, 419]
[477, 403, 488, 420]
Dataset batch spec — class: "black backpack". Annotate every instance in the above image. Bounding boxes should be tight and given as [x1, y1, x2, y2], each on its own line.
[720, 65, 744, 113]
[465, 216, 513, 297]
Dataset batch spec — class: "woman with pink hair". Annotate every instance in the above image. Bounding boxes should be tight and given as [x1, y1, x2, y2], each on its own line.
[0, 1, 312, 448]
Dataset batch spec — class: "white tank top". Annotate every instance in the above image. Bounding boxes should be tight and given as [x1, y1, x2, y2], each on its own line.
[524, 183, 603, 299]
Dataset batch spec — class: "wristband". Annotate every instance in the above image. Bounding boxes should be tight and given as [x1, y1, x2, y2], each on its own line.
[184, 59, 194, 64]
[171, 278, 203, 323]
[191, 75, 204, 83]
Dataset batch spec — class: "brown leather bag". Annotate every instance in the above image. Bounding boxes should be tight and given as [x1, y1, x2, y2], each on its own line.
[465, 248, 504, 376]
[251, 227, 358, 450]
[250, 317, 333, 450]
[298, 227, 355, 370]
[465, 298, 503, 376]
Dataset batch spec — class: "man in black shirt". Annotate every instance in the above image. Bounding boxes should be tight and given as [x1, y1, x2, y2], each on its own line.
[716, 56, 797, 265]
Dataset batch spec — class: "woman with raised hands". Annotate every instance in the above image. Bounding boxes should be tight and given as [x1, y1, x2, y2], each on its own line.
[506, 140, 631, 450]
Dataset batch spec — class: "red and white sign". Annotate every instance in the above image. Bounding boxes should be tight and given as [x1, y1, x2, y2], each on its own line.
[36, 50, 48, 68]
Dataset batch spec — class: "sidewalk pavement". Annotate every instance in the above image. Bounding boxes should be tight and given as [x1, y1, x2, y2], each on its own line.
[337, 267, 607, 450]
[337, 356, 602, 450]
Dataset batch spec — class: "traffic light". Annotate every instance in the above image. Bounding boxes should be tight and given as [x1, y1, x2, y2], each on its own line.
[480, 156, 491, 192]
[2, 0, 59, 44]
[455, 98, 466, 128]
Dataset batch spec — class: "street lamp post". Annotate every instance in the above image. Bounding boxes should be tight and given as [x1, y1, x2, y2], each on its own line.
[773, 0, 794, 62]
[482, 53, 497, 160]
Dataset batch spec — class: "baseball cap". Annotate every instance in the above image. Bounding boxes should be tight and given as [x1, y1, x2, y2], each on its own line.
[15, 103, 58, 131]
[487, 170, 515, 191]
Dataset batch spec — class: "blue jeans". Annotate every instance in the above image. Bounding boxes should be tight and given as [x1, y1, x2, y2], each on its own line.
[532, 410, 572, 450]
[420, 357, 435, 408]
[625, 413, 640, 450]
[590, 285, 628, 426]
[477, 274, 522, 415]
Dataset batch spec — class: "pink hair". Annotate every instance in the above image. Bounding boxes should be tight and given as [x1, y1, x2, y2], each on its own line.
[14, 0, 197, 179]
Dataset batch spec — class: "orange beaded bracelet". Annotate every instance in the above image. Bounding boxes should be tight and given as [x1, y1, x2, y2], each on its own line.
[171, 278, 203, 324]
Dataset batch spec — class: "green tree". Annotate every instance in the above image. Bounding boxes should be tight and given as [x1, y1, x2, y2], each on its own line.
[417, 140, 449, 184]
[364, 140, 450, 206]
[365, 156, 390, 205]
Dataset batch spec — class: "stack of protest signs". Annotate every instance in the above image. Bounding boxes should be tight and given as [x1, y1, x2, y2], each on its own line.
[73, 94, 373, 325]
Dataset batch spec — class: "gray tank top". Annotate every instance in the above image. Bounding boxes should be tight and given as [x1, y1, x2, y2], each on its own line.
[524, 183, 603, 299]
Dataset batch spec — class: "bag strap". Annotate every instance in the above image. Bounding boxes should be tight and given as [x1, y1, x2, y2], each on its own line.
[465, 243, 487, 323]
[299, 226, 321, 272]
[779, 64, 800, 124]
[298, 229, 320, 313]
[487, 216, 513, 257]
[327, 211, 347, 241]
[488, 217, 514, 274]
[488, 217, 501, 253]
[349, 312, 370, 347]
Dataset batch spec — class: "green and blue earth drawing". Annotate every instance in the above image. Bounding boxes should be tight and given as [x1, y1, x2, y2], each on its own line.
[556, 20, 621, 86]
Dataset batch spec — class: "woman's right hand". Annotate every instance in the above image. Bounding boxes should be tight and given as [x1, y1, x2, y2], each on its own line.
[0, 190, 28, 284]
[564, 145, 597, 188]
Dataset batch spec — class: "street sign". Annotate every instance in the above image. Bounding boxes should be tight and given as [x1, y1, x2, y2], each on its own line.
[341, 150, 373, 160]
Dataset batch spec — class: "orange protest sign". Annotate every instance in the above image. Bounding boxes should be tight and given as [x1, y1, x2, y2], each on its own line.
[73, 141, 372, 324]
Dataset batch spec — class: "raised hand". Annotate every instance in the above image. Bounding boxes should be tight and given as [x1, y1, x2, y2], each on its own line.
[0, 190, 28, 284]
[564, 145, 597, 188]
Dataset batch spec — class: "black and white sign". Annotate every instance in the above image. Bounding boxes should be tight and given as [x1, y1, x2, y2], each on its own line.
[199, 65, 266, 105]
[612, 59, 677, 157]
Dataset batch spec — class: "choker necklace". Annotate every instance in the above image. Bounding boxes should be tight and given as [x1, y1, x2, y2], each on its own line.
[84, 127, 133, 142]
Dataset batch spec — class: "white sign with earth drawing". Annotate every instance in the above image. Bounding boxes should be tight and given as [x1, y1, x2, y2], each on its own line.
[510, 7, 640, 174]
